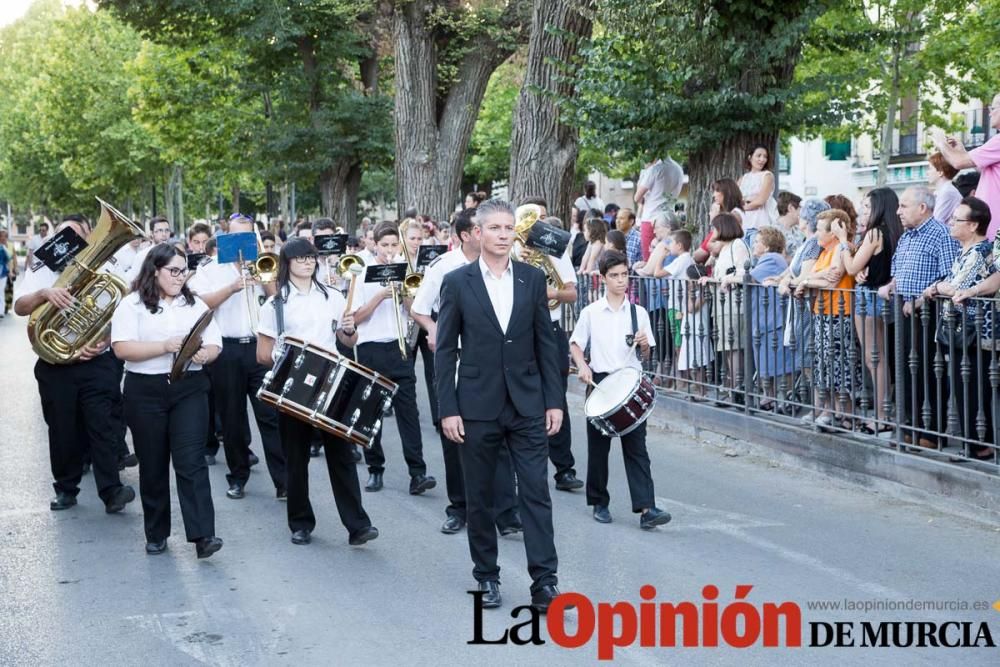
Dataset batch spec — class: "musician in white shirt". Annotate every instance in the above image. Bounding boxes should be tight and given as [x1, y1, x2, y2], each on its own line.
[111, 243, 224, 558]
[569, 250, 671, 530]
[255, 237, 378, 547]
[353, 222, 435, 495]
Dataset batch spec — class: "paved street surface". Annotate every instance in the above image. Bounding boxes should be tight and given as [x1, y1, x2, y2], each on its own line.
[1, 312, 999, 666]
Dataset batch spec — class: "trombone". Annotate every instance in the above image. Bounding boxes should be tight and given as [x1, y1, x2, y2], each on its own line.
[242, 227, 278, 334]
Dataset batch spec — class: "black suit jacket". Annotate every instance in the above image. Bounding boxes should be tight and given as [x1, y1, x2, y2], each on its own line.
[435, 259, 562, 421]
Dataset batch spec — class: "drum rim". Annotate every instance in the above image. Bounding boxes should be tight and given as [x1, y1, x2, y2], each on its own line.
[584, 367, 642, 419]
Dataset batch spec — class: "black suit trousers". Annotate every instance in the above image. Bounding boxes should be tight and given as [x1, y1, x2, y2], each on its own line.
[278, 413, 371, 535]
[124, 371, 215, 543]
[34, 354, 124, 502]
[212, 340, 286, 489]
[547, 321, 576, 479]
[440, 426, 519, 526]
[460, 399, 558, 593]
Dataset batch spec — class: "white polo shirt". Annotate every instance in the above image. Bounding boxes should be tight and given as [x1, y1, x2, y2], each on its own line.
[188, 259, 264, 339]
[411, 247, 474, 316]
[111, 293, 222, 374]
[257, 283, 347, 351]
[549, 248, 577, 323]
[569, 296, 655, 374]
[355, 262, 406, 345]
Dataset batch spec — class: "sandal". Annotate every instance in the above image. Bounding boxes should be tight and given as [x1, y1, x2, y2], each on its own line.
[859, 423, 893, 436]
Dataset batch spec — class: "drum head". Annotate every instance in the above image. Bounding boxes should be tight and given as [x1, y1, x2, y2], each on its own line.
[585, 368, 641, 418]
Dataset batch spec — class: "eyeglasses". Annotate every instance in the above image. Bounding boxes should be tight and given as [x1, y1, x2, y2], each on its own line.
[292, 256, 317, 264]
[161, 266, 189, 277]
[950, 216, 975, 224]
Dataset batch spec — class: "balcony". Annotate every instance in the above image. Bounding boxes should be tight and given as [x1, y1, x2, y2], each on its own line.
[850, 161, 928, 189]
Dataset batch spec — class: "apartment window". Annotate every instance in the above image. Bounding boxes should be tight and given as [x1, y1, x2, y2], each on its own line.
[824, 140, 851, 161]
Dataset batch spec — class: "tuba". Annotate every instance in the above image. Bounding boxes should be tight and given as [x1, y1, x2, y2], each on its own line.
[513, 204, 563, 310]
[28, 198, 146, 364]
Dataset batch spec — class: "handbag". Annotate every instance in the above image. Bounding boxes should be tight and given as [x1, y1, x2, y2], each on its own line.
[934, 306, 979, 348]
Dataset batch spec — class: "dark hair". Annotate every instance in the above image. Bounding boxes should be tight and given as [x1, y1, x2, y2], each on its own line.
[133, 243, 195, 314]
[63, 213, 88, 225]
[712, 179, 743, 214]
[453, 208, 476, 239]
[149, 215, 170, 231]
[187, 223, 212, 240]
[961, 196, 991, 236]
[953, 171, 980, 198]
[312, 217, 336, 234]
[374, 221, 399, 243]
[776, 191, 802, 216]
[403, 207, 419, 219]
[276, 237, 327, 301]
[521, 196, 548, 211]
[711, 212, 743, 242]
[686, 263, 708, 280]
[745, 143, 773, 171]
[598, 250, 628, 275]
[606, 229, 626, 252]
[604, 203, 620, 215]
[205, 237, 217, 255]
[823, 194, 857, 227]
[586, 217, 608, 244]
[928, 152, 959, 180]
[259, 231, 275, 243]
[39, 222, 49, 229]
[295, 220, 312, 235]
[672, 229, 693, 252]
[864, 187, 903, 255]
[584, 181, 597, 199]
[466, 191, 487, 206]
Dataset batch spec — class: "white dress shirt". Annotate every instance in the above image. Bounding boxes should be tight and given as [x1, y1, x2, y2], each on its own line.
[549, 248, 577, 323]
[188, 259, 264, 339]
[123, 243, 156, 286]
[356, 263, 406, 344]
[411, 248, 474, 316]
[569, 296, 655, 373]
[479, 256, 514, 333]
[257, 283, 346, 351]
[111, 293, 222, 375]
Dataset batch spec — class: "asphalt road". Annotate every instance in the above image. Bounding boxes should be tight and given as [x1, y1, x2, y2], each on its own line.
[1, 311, 999, 666]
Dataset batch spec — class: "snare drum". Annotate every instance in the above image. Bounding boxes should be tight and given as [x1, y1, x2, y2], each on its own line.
[257, 336, 398, 448]
[584, 367, 657, 437]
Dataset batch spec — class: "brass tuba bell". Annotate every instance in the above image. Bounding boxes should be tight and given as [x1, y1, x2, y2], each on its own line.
[513, 204, 563, 310]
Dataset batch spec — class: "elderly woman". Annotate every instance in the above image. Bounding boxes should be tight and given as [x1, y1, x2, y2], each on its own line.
[748, 227, 794, 409]
[930, 197, 994, 460]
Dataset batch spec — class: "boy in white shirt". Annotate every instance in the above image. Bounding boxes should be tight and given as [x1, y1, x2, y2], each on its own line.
[569, 251, 671, 530]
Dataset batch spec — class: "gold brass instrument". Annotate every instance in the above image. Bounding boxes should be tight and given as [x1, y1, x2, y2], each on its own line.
[249, 227, 278, 283]
[513, 204, 563, 310]
[398, 218, 423, 299]
[338, 253, 366, 276]
[28, 198, 146, 364]
[382, 278, 407, 360]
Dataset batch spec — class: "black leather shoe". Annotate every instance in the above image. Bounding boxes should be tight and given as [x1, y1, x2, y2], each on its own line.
[50, 492, 77, 511]
[105, 485, 136, 514]
[145, 539, 167, 555]
[593, 505, 612, 524]
[276, 487, 287, 501]
[205, 454, 216, 466]
[348, 526, 379, 546]
[310, 444, 322, 458]
[196, 536, 223, 559]
[531, 584, 564, 614]
[441, 515, 465, 534]
[81, 462, 91, 475]
[409, 474, 437, 495]
[248, 451, 260, 466]
[365, 472, 383, 492]
[226, 483, 245, 499]
[478, 581, 501, 609]
[640, 507, 672, 530]
[290, 529, 311, 545]
[555, 473, 584, 491]
[351, 447, 362, 463]
[119, 452, 138, 470]
[498, 522, 523, 537]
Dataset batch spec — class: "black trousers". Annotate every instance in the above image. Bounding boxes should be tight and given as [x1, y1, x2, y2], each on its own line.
[79, 352, 129, 465]
[34, 354, 124, 502]
[901, 304, 942, 444]
[410, 327, 439, 425]
[586, 373, 656, 512]
[440, 426, 519, 525]
[357, 341, 426, 476]
[203, 363, 221, 457]
[546, 321, 576, 480]
[124, 371, 215, 543]
[461, 399, 558, 593]
[212, 339, 286, 489]
[278, 414, 371, 535]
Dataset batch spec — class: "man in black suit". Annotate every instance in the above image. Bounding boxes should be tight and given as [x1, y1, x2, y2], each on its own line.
[436, 199, 565, 613]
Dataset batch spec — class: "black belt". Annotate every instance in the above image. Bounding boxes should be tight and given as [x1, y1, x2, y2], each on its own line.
[126, 370, 204, 379]
[223, 336, 255, 345]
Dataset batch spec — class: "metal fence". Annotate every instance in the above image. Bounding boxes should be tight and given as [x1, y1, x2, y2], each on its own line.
[564, 268, 1000, 471]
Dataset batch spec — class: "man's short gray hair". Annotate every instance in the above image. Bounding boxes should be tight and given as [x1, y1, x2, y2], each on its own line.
[474, 199, 515, 226]
[906, 185, 936, 212]
[653, 210, 680, 231]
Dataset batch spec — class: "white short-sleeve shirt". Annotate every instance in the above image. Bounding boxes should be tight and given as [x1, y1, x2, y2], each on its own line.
[188, 258, 264, 339]
[411, 248, 474, 317]
[569, 296, 655, 374]
[356, 263, 407, 345]
[111, 293, 222, 375]
[257, 283, 347, 352]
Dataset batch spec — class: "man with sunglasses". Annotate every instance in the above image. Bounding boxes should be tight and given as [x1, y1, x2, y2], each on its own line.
[189, 213, 287, 501]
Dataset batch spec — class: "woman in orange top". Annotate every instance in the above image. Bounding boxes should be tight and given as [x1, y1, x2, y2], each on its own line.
[794, 209, 862, 430]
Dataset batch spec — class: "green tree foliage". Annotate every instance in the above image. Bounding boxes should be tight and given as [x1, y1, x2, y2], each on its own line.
[465, 59, 522, 187]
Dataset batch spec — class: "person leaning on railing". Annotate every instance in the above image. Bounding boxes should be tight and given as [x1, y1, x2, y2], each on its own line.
[794, 209, 862, 431]
[930, 197, 995, 460]
[701, 212, 750, 399]
[748, 227, 794, 410]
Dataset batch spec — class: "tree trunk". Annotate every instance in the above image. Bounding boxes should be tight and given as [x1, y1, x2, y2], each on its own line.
[319, 160, 361, 230]
[393, 0, 522, 221]
[508, 0, 593, 225]
[876, 50, 901, 188]
[687, 132, 778, 237]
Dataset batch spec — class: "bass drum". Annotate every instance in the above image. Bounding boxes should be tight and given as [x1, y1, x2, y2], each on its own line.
[584, 367, 657, 437]
[258, 336, 398, 448]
